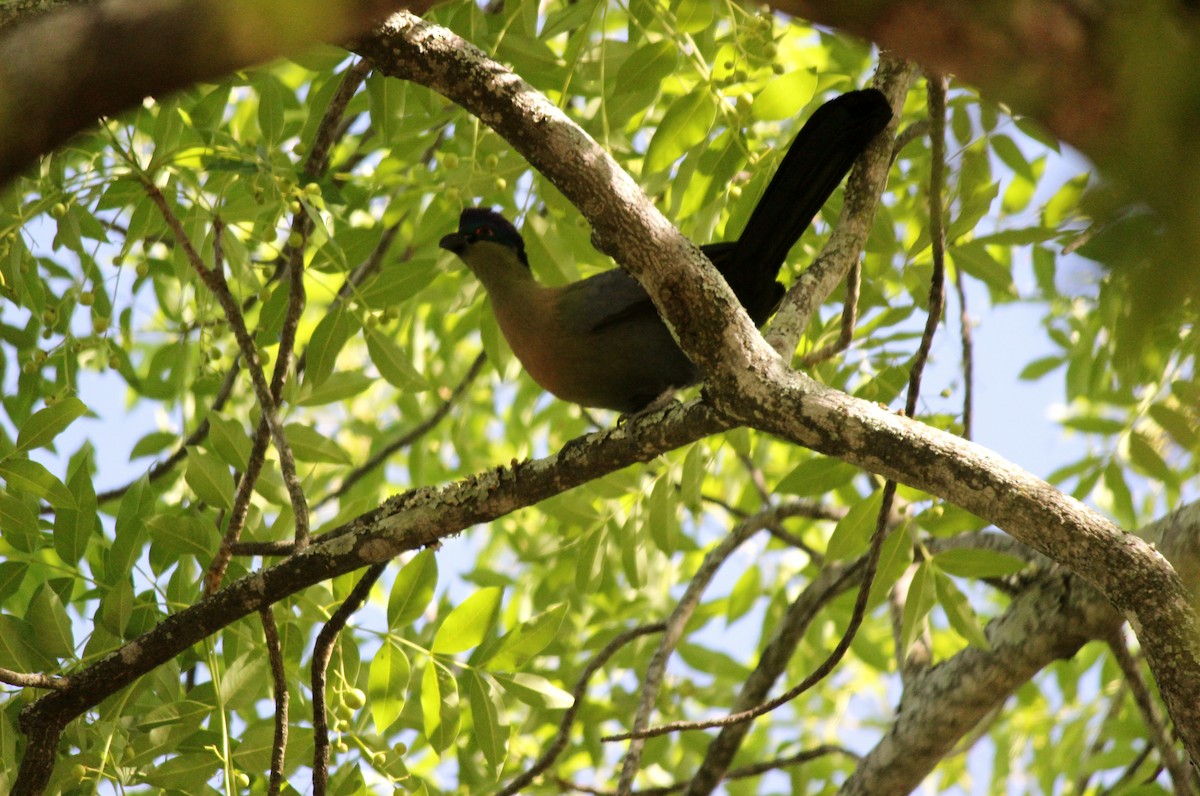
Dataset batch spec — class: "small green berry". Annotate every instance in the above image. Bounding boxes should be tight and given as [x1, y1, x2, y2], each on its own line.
[79, 290, 95, 306]
[494, 177, 507, 192]
[22, 360, 36, 375]
[42, 308, 58, 325]
[343, 687, 366, 710]
[93, 316, 110, 334]
[485, 153, 500, 170]
[443, 153, 461, 170]
[304, 182, 321, 197]
[50, 203, 68, 219]
[287, 231, 304, 248]
[135, 262, 149, 278]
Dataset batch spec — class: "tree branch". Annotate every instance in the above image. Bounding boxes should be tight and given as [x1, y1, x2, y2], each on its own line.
[0, 0, 411, 188]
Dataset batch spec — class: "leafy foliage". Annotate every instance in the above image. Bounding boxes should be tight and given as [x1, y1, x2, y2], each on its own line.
[0, 0, 1195, 794]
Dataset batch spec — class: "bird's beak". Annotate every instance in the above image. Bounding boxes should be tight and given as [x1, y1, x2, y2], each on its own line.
[439, 232, 467, 254]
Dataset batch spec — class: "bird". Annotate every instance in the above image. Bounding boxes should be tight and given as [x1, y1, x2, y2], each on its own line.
[439, 88, 893, 414]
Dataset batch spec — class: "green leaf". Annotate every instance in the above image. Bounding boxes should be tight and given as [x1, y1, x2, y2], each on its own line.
[0, 459, 75, 510]
[368, 640, 411, 734]
[358, 258, 438, 309]
[989, 133, 1034, 180]
[365, 328, 429, 391]
[680, 444, 705, 513]
[646, 475, 677, 555]
[825, 492, 883, 561]
[493, 672, 574, 709]
[27, 585, 73, 659]
[575, 526, 604, 593]
[257, 76, 285, 145]
[644, 88, 716, 175]
[726, 565, 760, 623]
[99, 577, 134, 637]
[295, 370, 374, 407]
[54, 455, 96, 564]
[614, 41, 678, 96]
[421, 662, 461, 753]
[129, 430, 178, 460]
[0, 614, 38, 669]
[899, 562, 935, 657]
[366, 72, 404, 141]
[1149, 403, 1199, 449]
[777, 456, 857, 497]
[467, 671, 508, 772]
[932, 548, 1028, 578]
[1128, 430, 1174, 483]
[1018, 355, 1063, 381]
[485, 602, 569, 670]
[1102, 462, 1136, 528]
[1062, 416, 1125, 434]
[751, 70, 817, 121]
[108, 477, 152, 584]
[0, 492, 41, 552]
[0, 562, 27, 603]
[146, 514, 217, 558]
[933, 570, 991, 650]
[143, 753, 220, 792]
[432, 587, 502, 655]
[206, 415, 251, 470]
[12, 396, 87, 456]
[949, 242, 1015, 298]
[305, 305, 359, 388]
[673, 0, 714, 32]
[388, 549, 438, 627]
[184, 449, 234, 509]
[284, 423, 352, 465]
[221, 650, 270, 712]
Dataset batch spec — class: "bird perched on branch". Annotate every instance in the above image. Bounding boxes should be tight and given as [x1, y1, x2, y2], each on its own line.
[439, 88, 892, 414]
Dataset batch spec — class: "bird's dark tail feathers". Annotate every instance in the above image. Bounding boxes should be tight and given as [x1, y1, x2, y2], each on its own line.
[722, 88, 893, 322]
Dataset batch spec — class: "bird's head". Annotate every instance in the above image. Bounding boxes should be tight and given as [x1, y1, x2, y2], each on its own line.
[439, 208, 529, 270]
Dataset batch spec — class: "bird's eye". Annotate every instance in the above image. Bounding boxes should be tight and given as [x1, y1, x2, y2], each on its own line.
[476, 227, 495, 238]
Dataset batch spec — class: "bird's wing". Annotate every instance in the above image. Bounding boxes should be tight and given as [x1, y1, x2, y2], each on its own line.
[559, 269, 661, 335]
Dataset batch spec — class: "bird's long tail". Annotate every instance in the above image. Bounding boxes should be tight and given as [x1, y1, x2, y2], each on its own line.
[724, 88, 893, 322]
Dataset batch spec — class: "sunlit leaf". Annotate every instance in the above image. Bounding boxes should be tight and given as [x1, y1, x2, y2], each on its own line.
[431, 587, 502, 655]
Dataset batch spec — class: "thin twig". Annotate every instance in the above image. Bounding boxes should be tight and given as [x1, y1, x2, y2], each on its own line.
[1072, 683, 1128, 795]
[202, 59, 370, 588]
[1108, 630, 1193, 795]
[142, 187, 310, 567]
[260, 606, 288, 796]
[616, 508, 777, 794]
[559, 744, 858, 795]
[0, 668, 68, 690]
[312, 562, 386, 796]
[954, 267, 974, 439]
[317, 352, 487, 508]
[496, 623, 668, 796]
[800, 257, 860, 365]
[892, 119, 931, 163]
